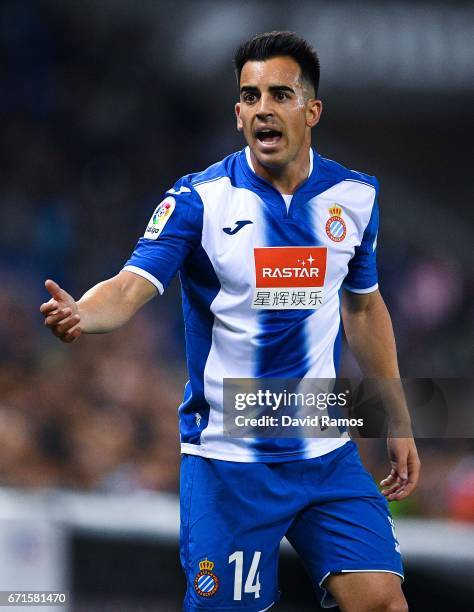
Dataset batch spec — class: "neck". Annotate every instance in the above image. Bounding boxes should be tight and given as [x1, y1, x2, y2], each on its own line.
[249, 144, 311, 194]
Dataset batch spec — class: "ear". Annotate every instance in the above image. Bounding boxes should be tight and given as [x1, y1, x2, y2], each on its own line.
[235, 102, 243, 131]
[306, 98, 323, 129]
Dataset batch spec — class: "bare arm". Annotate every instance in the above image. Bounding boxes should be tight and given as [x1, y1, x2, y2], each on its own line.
[40, 271, 157, 342]
[342, 288, 399, 377]
[342, 288, 421, 501]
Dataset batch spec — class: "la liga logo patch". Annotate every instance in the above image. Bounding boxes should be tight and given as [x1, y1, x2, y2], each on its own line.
[144, 196, 176, 240]
[194, 558, 219, 598]
[325, 204, 346, 242]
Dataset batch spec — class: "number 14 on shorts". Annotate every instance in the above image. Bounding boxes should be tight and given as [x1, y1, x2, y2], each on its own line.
[228, 551, 262, 600]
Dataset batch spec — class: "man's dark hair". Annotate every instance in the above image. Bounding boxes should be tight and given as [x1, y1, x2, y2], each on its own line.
[234, 31, 320, 97]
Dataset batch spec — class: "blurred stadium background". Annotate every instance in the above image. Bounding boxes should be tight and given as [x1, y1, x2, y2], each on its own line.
[0, 0, 473, 610]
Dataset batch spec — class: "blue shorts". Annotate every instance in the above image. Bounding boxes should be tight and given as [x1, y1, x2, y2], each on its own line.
[180, 441, 403, 611]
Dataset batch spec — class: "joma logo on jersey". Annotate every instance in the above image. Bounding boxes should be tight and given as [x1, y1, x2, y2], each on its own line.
[253, 247, 327, 310]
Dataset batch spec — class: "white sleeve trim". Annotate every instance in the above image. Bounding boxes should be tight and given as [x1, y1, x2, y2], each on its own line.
[123, 265, 164, 295]
[343, 282, 379, 294]
[340, 569, 404, 581]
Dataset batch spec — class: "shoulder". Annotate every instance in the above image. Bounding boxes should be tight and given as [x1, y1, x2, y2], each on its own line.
[182, 151, 242, 189]
[168, 152, 248, 215]
[155, 151, 243, 226]
[318, 154, 379, 193]
[145, 152, 242, 233]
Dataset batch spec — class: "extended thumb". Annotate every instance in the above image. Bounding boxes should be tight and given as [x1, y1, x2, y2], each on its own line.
[45, 279, 64, 298]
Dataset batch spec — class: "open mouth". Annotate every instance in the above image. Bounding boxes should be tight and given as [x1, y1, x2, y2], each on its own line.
[255, 129, 282, 146]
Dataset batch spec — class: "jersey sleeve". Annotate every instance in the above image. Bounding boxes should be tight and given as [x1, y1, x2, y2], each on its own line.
[123, 178, 203, 294]
[343, 188, 379, 294]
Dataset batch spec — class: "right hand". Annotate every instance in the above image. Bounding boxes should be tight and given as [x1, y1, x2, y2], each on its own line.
[40, 279, 82, 343]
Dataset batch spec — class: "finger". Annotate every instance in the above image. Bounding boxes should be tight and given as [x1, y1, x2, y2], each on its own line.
[393, 464, 420, 501]
[40, 300, 59, 314]
[380, 468, 397, 486]
[55, 314, 80, 333]
[44, 308, 72, 327]
[395, 457, 408, 482]
[393, 481, 416, 500]
[381, 477, 404, 496]
[381, 479, 403, 495]
[52, 325, 80, 342]
[389, 482, 417, 501]
[50, 316, 79, 339]
[45, 279, 67, 300]
[388, 487, 406, 501]
[388, 470, 420, 500]
[386, 463, 408, 485]
[63, 325, 82, 343]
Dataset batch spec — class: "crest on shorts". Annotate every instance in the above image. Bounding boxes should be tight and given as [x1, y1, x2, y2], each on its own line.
[144, 196, 176, 240]
[194, 558, 219, 597]
[325, 204, 347, 242]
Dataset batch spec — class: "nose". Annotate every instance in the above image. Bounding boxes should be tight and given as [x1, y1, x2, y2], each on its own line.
[255, 93, 275, 119]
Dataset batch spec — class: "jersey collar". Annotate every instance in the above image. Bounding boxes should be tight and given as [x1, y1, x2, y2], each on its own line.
[244, 146, 314, 179]
[240, 146, 319, 194]
[239, 146, 320, 216]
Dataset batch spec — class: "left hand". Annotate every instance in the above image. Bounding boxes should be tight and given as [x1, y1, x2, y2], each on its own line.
[380, 437, 421, 501]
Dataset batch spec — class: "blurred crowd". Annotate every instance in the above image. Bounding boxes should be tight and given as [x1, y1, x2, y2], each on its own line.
[0, 274, 182, 492]
[0, 1, 472, 520]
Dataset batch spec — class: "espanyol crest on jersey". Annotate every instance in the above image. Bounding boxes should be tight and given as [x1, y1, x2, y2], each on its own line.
[325, 205, 347, 242]
[144, 196, 176, 240]
[194, 559, 219, 597]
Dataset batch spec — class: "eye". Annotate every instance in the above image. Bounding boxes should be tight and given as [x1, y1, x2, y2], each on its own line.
[275, 91, 289, 101]
[243, 92, 257, 103]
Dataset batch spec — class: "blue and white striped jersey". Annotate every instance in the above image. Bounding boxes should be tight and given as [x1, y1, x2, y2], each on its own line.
[124, 147, 379, 462]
